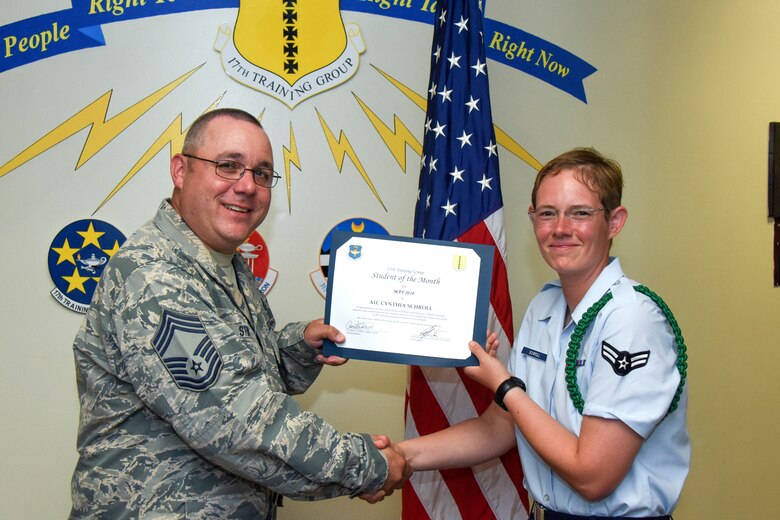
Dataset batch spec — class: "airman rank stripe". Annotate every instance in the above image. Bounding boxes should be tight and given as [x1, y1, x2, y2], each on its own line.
[152, 310, 223, 391]
[601, 340, 649, 376]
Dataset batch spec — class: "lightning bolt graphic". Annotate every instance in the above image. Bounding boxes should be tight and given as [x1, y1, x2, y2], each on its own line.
[93, 95, 226, 214]
[372, 64, 542, 170]
[315, 109, 387, 212]
[353, 93, 422, 172]
[371, 64, 427, 111]
[493, 125, 543, 171]
[0, 64, 202, 180]
[282, 122, 301, 213]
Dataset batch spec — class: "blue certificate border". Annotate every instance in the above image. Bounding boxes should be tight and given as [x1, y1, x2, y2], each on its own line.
[323, 231, 494, 367]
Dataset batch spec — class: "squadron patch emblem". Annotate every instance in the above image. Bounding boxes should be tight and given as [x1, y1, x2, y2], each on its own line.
[310, 218, 389, 298]
[237, 230, 278, 295]
[348, 244, 362, 259]
[152, 310, 223, 392]
[47, 219, 126, 313]
[601, 340, 649, 376]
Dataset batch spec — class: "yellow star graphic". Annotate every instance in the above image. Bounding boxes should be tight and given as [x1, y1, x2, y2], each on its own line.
[51, 238, 80, 265]
[78, 222, 105, 248]
[102, 240, 122, 258]
[62, 266, 90, 294]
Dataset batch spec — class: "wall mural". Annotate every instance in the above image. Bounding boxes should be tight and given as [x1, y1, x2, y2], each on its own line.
[1, 0, 596, 311]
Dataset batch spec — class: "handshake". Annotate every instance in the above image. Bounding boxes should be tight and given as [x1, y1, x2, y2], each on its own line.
[360, 434, 413, 504]
[355, 332, 503, 504]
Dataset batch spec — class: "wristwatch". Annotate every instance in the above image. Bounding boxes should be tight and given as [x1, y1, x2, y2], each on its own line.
[493, 376, 526, 411]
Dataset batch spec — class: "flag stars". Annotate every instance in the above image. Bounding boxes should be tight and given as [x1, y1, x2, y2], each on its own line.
[472, 59, 487, 76]
[449, 166, 465, 182]
[415, 2, 503, 245]
[437, 87, 453, 102]
[477, 173, 494, 191]
[441, 199, 457, 217]
[456, 130, 473, 148]
[447, 52, 462, 69]
[454, 16, 469, 33]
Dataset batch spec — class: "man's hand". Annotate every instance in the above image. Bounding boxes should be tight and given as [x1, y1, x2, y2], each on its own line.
[371, 434, 391, 450]
[303, 318, 348, 366]
[359, 435, 412, 504]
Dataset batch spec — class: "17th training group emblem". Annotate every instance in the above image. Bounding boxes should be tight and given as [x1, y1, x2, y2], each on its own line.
[215, 0, 365, 108]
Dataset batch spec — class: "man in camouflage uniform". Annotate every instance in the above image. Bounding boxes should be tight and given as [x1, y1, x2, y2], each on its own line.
[70, 108, 409, 519]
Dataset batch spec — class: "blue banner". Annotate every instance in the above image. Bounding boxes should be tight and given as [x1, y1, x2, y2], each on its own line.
[483, 18, 596, 103]
[1, 0, 595, 102]
[0, 0, 235, 73]
[339, 0, 436, 24]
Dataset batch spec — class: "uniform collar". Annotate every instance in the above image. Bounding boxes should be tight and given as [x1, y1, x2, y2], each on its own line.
[570, 256, 624, 324]
[154, 199, 236, 284]
[533, 257, 625, 324]
[535, 279, 563, 321]
[153, 199, 264, 321]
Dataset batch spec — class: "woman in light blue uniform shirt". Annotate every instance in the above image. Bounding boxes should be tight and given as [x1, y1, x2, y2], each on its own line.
[396, 148, 690, 519]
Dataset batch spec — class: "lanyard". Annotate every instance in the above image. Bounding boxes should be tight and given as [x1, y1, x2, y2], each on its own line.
[564, 284, 688, 417]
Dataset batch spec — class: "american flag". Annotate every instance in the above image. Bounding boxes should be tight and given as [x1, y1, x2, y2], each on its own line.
[403, 1, 528, 519]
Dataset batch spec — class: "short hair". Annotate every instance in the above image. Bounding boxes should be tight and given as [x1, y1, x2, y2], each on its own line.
[531, 147, 624, 213]
[182, 108, 263, 155]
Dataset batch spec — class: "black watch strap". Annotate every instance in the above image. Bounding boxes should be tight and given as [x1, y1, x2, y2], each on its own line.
[494, 376, 526, 411]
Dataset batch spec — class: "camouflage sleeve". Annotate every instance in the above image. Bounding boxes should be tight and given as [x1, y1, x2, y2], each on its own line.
[114, 263, 388, 499]
[275, 321, 324, 396]
[253, 294, 323, 395]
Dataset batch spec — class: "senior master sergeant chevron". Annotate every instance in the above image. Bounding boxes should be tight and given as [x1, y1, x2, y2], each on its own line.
[69, 108, 410, 519]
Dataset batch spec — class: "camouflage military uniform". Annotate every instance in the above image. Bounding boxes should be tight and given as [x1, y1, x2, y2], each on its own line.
[70, 200, 388, 519]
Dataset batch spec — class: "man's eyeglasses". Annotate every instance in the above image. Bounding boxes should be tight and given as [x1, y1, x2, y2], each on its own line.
[183, 154, 281, 188]
[528, 206, 607, 224]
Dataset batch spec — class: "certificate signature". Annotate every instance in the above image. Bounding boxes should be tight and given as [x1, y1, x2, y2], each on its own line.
[413, 324, 449, 342]
[416, 325, 439, 338]
[345, 320, 376, 333]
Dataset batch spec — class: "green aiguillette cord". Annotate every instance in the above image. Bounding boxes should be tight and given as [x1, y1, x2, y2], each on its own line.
[564, 285, 688, 417]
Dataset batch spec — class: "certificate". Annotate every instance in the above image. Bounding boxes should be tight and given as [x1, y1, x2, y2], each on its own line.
[323, 231, 493, 367]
